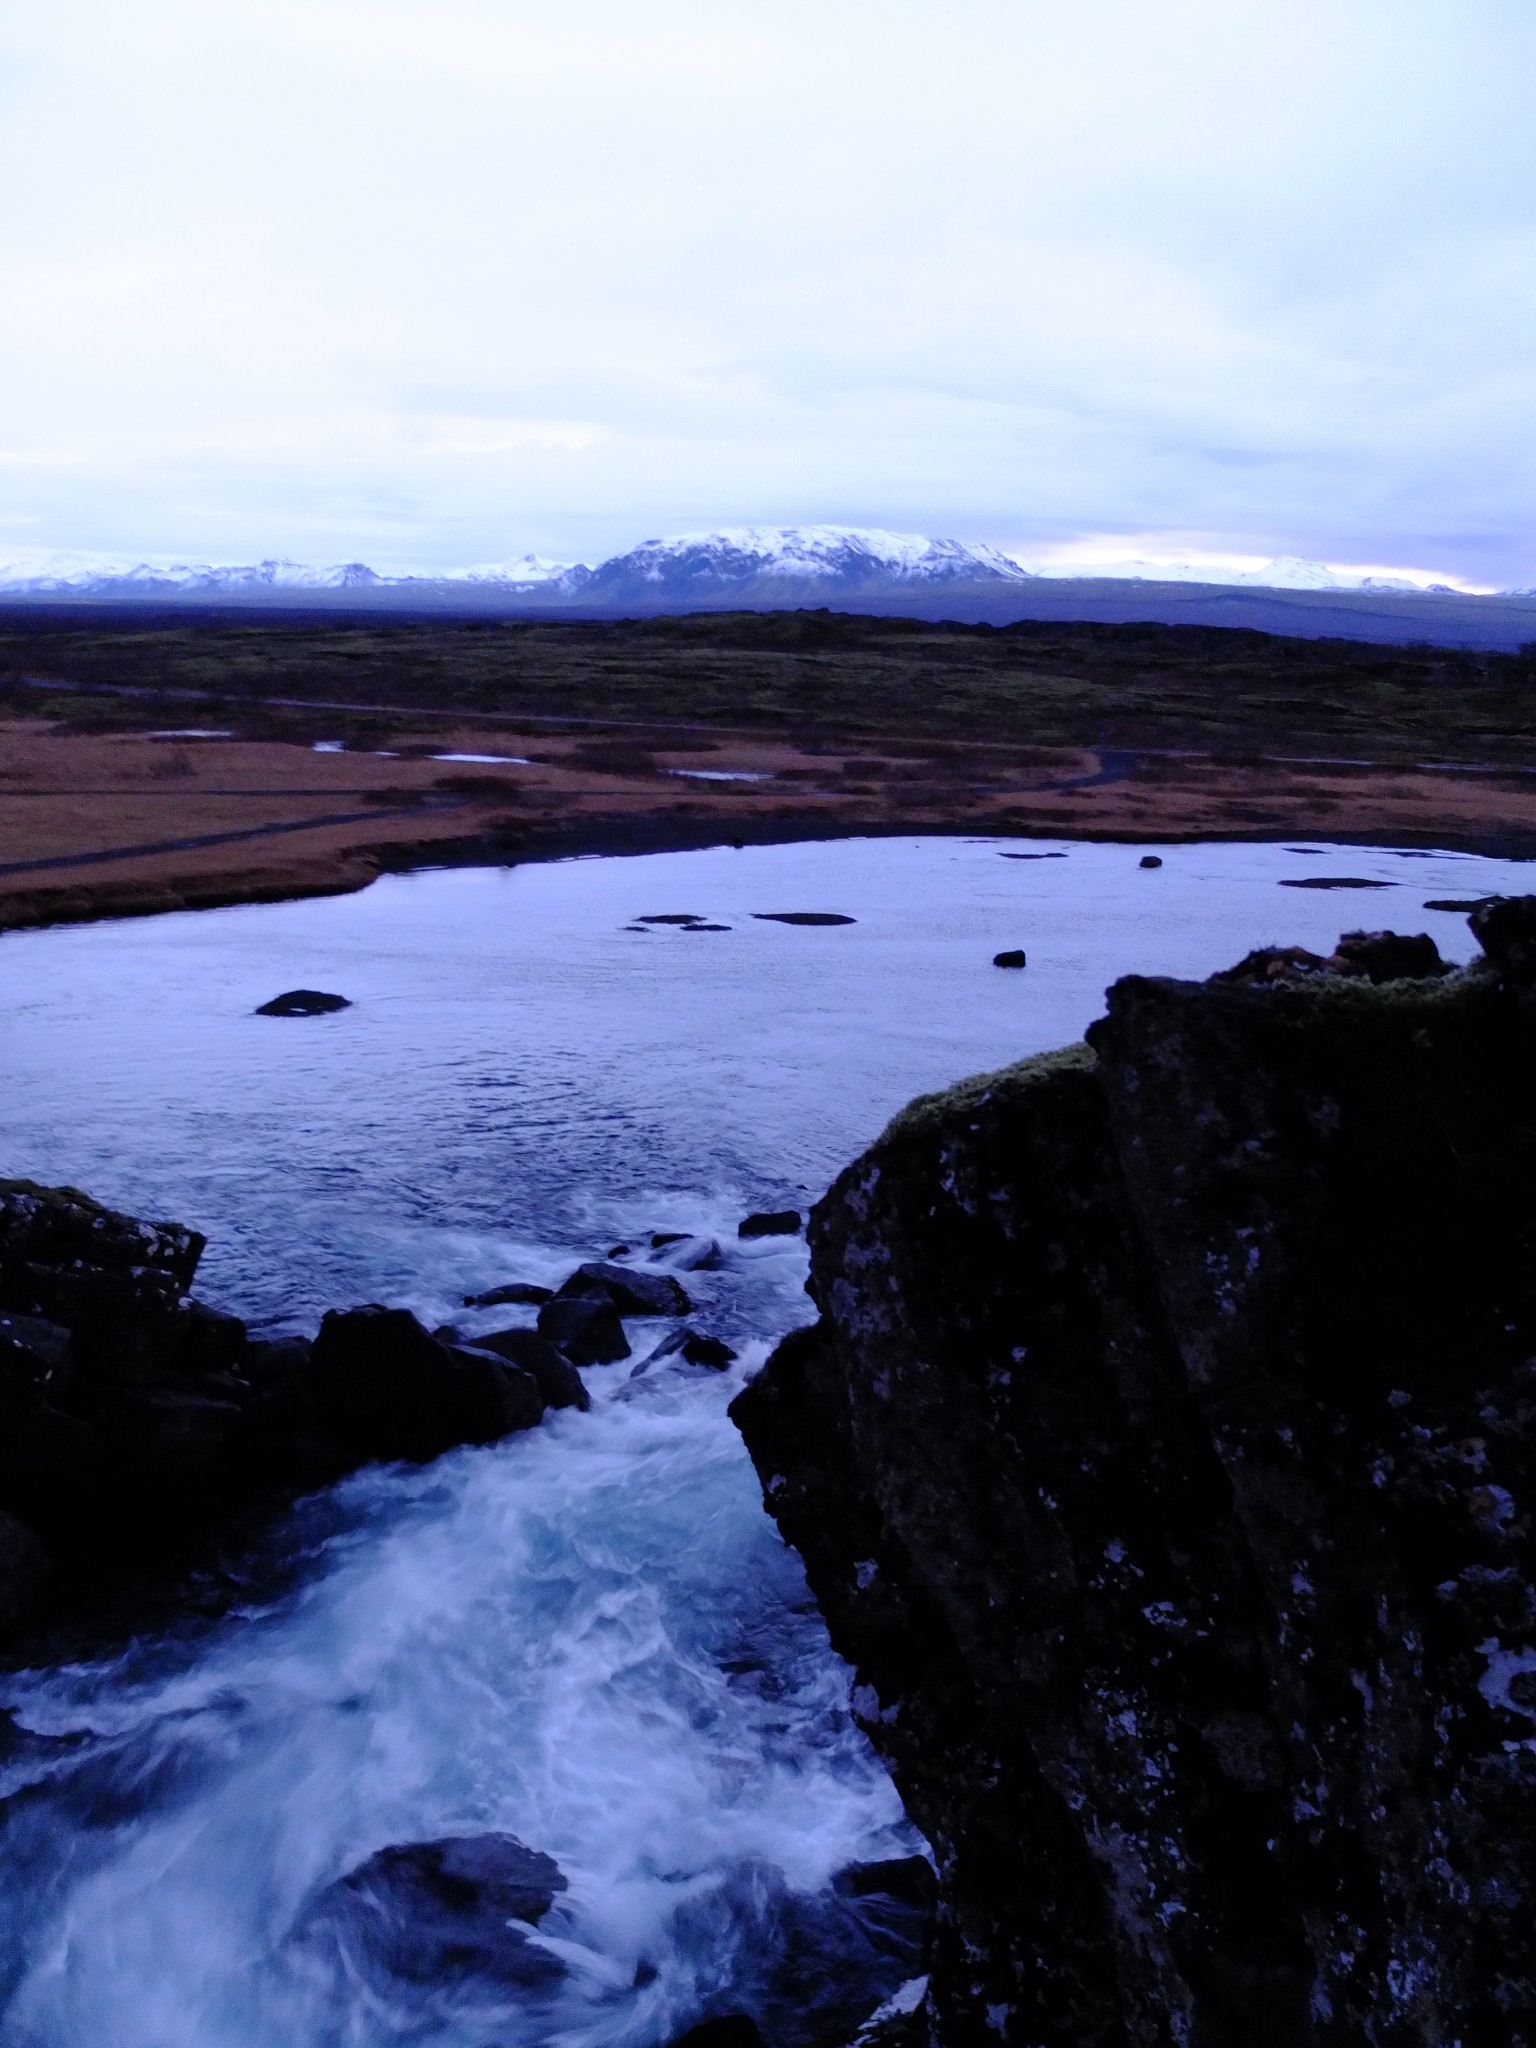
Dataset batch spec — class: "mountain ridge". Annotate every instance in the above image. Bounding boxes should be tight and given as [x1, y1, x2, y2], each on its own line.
[0, 525, 1506, 602]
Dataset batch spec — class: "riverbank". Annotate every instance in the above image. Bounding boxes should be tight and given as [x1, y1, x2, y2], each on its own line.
[3, 711, 1534, 935]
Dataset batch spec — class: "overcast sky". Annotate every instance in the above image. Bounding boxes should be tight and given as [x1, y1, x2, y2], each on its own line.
[1, 0, 1533, 582]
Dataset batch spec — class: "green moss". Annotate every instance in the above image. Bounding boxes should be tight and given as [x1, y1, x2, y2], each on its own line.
[881, 1040, 1098, 1147]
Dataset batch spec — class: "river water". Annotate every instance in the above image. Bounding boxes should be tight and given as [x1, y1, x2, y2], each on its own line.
[0, 834, 1526, 2048]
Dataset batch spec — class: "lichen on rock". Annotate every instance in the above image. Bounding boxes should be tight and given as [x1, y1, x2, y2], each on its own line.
[732, 900, 1536, 2046]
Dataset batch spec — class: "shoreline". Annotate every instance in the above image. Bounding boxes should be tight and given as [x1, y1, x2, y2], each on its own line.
[4, 802, 1535, 940]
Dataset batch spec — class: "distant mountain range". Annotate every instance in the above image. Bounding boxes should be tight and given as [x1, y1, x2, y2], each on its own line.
[3, 527, 1533, 651]
[0, 525, 1506, 604]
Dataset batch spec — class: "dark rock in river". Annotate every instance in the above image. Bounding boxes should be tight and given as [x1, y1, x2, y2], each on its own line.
[311, 1307, 543, 1463]
[537, 1294, 631, 1365]
[462, 1325, 591, 1411]
[651, 1234, 724, 1271]
[992, 949, 1027, 969]
[556, 1260, 692, 1316]
[255, 989, 352, 1016]
[751, 912, 857, 926]
[1278, 875, 1393, 889]
[731, 905, 1536, 2045]
[312, 1832, 568, 1988]
[1139, 854, 1163, 868]
[638, 1328, 738, 1373]
[463, 1280, 553, 1307]
[738, 1211, 801, 1239]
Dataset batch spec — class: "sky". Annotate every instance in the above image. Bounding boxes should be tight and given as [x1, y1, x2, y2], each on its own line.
[1, 0, 1534, 584]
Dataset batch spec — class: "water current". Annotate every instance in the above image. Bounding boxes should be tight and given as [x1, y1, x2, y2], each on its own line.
[0, 834, 1528, 2048]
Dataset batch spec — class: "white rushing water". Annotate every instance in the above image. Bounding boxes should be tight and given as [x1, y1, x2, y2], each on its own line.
[0, 834, 1529, 2048]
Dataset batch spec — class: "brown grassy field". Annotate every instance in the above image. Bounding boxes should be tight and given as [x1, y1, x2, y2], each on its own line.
[2, 607, 1533, 932]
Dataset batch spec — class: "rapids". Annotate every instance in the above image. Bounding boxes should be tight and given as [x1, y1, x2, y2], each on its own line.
[0, 834, 1527, 2047]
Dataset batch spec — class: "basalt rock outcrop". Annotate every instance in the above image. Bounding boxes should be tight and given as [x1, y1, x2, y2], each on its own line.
[0, 1185, 601, 1642]
[731, 904, 1536, 2047]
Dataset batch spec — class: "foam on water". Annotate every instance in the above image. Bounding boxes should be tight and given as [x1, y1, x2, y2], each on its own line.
[0, 834, 1529, 2045]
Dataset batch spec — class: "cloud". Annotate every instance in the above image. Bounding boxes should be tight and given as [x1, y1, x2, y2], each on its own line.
[1, 0, 1533, 581]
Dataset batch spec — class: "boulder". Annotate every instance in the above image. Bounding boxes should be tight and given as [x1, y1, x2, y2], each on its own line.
[1139, 854, 1163, 869]
[730, 905, 1536, 2044]
[992, 949, 1027, 969]
[738, 1211, 801, 1240]
[463, 1281, 553, 1307]
[254, 989, 352, 1016]
[313, 1833, 567, 1988]
[1329, 927, 1451, 981]
[310, 1306, 544, 1462]
[555, 1261, 692, 1316]
[638, 1328, 737, 1373]
[537, 1296, 630, 1366]
[462, 1326, 590, 1412]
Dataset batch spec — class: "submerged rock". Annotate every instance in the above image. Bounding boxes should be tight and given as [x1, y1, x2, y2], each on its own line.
[738, 1211, 801, 1240]
[312, 1833, 568, 1988]
[731, 908, 1536, 2044]
[751, 912, 857, 926]
[463, 1280, 553, 1307]
[254, 989, 352, 1016]
[992, 949, 1027, 969]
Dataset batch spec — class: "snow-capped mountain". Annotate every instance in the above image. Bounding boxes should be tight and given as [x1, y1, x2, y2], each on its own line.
[0, 530, 1514, 608]
[578, 526, 1033, 599]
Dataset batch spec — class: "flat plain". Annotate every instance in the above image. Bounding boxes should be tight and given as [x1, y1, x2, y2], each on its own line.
[2, 606, 1534, 931]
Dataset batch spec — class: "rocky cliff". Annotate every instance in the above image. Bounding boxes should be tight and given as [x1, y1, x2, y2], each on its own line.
[731, 904, 1536, 2047]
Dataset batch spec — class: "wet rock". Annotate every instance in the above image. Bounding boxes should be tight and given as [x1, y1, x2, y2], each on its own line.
[751, 912, 856, 926]
[537, 1295, 631, 1365]
[652, 1231, 689, 1247]
[683, 924, 733, 932]
[738, 1211, 801, 1240]
[651, 1235, 724, 1271]
[638, 913, 707, 924]
[463, 1280, 553, 1307]
[254, 989, 352, 1016]
[1277, 875, 1393, 889]
[555, 1260, 692, 1316]
[730, 901, 1536, 2044]
[464, 1325, 591, 1411]
[1139, 854, 1163, 869]
[310, 1306, 544, 1462]
[637, 1328, 738, 1373]
[831, 1858, 937, 1913]
[316, 1833, 567, 1987]
[992, 949, 1027, 969]
[0, 1509, 50, 1636]
[1425, 896, 1498, 913]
